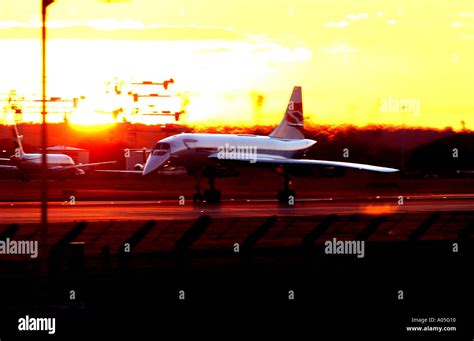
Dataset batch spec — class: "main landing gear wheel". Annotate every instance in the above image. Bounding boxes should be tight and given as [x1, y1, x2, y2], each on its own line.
[192, 172, 203, 204]
[203, 175, 221, 204]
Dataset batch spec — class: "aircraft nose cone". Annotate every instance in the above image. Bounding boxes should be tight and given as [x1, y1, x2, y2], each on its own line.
[142, 151, 170, 176]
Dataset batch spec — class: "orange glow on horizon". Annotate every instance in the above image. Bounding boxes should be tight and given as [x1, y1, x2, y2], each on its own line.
[69, 121, 117, 133]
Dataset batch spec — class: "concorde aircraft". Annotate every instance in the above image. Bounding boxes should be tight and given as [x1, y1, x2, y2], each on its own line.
[0, 124, 115, 180]
[141, 86, 399, 203]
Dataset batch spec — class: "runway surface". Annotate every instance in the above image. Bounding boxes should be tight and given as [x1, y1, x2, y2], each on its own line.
[1, 194, 473, 223]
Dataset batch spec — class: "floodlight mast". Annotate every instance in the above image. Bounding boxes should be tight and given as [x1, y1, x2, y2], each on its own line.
[41, 0, 54, 265]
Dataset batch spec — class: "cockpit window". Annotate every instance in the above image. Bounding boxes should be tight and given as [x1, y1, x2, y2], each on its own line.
[154, 142, 171, 150]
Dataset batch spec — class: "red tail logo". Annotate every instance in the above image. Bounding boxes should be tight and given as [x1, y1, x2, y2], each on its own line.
[286, 102, 303, 124]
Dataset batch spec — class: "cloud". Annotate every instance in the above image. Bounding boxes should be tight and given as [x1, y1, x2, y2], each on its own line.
[0, 21, 24, 29]
[321, 43, 358, 55]
[47, 20, 82, 29]
[0, 18, 146, 30]
[457, 12, 474, 18]
[449, 22, 464, 29]
[346, 13, 369, 21]
[386, 19, 398, 25]
[87, 19, 145, 30]
[325, 21, 350, 28]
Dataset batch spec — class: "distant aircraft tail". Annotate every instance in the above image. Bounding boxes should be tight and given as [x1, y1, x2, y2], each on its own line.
[269, 86, 304, 140]
[11, 123, 25, 156]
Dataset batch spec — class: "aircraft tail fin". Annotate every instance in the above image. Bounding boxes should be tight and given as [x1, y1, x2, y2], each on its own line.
[269, 86, 304, 140]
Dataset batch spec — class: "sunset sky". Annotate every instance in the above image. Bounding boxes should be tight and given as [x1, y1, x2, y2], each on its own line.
[0, 0, 473, 128]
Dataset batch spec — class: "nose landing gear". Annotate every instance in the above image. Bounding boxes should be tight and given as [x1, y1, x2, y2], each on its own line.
[203, 176, 221, 204]
[192, 171, 221, 204]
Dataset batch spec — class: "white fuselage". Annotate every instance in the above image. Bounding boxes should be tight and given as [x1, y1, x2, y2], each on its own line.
[13, 153, 75, 170]
[143, 133, 317, 175]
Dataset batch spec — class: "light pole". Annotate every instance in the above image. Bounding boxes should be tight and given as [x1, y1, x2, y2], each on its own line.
[40, 0, 125, 268]
[41, 0, 54, 266]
